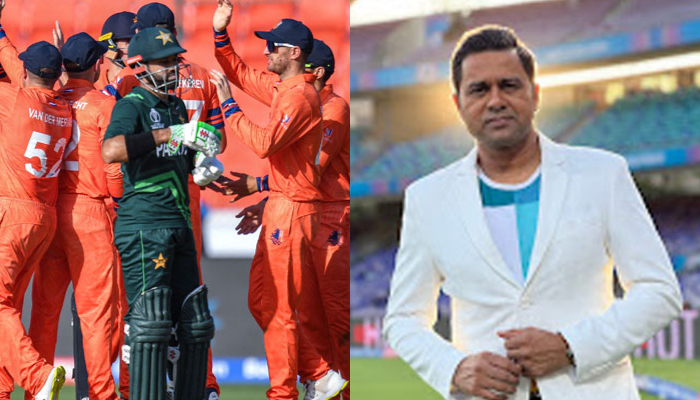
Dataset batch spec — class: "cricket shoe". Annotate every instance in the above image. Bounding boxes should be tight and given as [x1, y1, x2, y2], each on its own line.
[204, 388, 219, 400]
[303, 370, 348, 400]
[35, 366, 66, 400]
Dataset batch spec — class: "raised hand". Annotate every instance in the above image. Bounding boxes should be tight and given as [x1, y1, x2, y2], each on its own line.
[52, 20, 64, 51]
[213, 0, 233, 32]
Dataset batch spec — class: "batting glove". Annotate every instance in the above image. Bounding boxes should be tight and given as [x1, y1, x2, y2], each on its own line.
[192, 151, 224, 186]
[168, 121, 222, 157]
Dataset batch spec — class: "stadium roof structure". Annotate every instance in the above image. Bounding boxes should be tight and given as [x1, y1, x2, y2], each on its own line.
[350, 0, 558, 27]
[351, 0, 700, 92]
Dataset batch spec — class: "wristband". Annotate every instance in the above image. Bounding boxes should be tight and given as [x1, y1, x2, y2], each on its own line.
[213, 28, 231, 48]
[221, 97, 241, 117]
[125, 131, 157, 160]
[256, 176, 262, 193]
[262, 175, 269, 191]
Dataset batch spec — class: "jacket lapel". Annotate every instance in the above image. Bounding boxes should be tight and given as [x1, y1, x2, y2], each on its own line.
[524, 134, 568, 286]
[450, 150, 521, 289]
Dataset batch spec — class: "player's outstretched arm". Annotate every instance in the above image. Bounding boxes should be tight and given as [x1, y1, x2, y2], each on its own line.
[211, 68, 304, 158]
[207, 171, 259, 201]
[212, 1, 276, 105]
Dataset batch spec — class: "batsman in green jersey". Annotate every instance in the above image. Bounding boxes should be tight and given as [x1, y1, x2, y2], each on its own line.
[101, 27, 223, 400]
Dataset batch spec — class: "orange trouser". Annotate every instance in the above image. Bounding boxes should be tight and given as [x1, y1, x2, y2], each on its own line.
[189, 182, 220, 395]
[26, 194, 119, 400]
[248, 194, 326, 400]
[117, 181, 219, 399]
[0, 198, 56, 399]
[298, 201, 350, 399]
[104, 201, 127, 368]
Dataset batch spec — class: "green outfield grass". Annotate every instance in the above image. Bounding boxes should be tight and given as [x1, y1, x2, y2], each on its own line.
[351, 357, 700, 400]
[10, 384, 306, 399]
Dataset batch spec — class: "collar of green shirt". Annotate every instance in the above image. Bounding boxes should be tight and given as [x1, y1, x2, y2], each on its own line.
[131, 85, 173, 108]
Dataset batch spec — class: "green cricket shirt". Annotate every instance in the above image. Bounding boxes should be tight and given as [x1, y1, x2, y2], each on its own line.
[104, 86, 193, 231]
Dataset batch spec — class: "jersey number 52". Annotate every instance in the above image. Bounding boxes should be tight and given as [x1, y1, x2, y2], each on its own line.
[24, 131, 67, 178]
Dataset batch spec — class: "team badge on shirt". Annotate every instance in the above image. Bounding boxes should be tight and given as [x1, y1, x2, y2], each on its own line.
[270, 229, 283, 245]
[322, 127, 333, 145]
[150, 108, 161, 123]
[280, 114, 292, 129]
[327, 230, 342, 246]
[153, 253, 168, 269]
[150, 108, 164, 129]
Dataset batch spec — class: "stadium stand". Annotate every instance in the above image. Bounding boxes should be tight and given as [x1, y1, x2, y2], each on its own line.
[352, 127, 472, 183]
[536, 101, 597, 140]
[570, 88, 700, 154]
[352, 102, 595, 184]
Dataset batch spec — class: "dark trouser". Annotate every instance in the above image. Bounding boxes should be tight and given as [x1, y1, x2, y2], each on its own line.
[115, 227, 200, 321]
[114, 227, 200, 400]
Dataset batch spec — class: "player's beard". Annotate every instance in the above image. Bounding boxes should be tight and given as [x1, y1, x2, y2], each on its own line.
[267, 54, 289, 76]
[139, 64, 180, 95]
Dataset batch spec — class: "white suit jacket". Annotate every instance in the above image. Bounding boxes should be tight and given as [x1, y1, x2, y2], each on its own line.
[383, 135, 682, 400]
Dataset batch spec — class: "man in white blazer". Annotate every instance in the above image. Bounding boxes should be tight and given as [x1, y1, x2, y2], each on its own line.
[383, 25, 683, 400]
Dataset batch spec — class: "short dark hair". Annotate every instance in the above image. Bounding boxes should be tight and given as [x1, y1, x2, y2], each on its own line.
[320, 66, 334, 82]
[27, 69, 58, 87]
[450, 25, 535, 94]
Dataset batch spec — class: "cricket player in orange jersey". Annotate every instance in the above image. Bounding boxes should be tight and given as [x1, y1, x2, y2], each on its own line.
[26, 33, 123, 400]
[221, 39, 350, 400]
[0, 3, 72, 398]
[297, 39, 350, 400]
[96, 11, 140, 100]
[211, 1, 333, 398]
[39, 15, 131, 399]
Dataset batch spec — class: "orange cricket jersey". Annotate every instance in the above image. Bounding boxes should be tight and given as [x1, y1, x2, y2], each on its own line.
[317, 85, 350, 202]
[0, 35, 73, 206]
[178, 57, 225, 131]
[215, 30, 323, 202]
[177, 57, 227, 206]
[0, 84, 73, 205]
[58, 79, 123, 199]
[226, 74, 323, 202]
